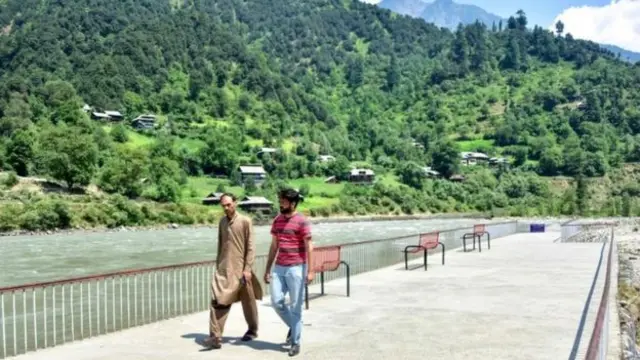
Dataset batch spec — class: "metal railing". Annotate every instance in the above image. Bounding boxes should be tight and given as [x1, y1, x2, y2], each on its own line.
[561, 221, 617, 360]
[0, 220, 519, 358]
[585, 227, 616, 360]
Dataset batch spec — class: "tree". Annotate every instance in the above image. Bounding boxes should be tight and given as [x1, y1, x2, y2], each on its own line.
[450, 24, 470, 75]
[385, 55, 399, 92]
[38, 125, 99, 189]
[148, 156, 185, 203]
[6, 129, 36, 176]
[538, 146, 563, 176]
[110, 124, 129, 143]
[396, 162, 425, 190]
[575, 176, 588, 215]
[555, 21, 564, 37]
[346, 56, 364, 89]
[622, 192, 632, 217]
[98, 147, 148, 198]
[430, 139, 460, 179]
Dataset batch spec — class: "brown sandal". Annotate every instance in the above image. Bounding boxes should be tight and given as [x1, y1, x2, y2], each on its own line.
[202, 335, 222, 349]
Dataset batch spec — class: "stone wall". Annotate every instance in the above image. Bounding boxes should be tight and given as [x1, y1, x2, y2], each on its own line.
[616, 221, 640, 360]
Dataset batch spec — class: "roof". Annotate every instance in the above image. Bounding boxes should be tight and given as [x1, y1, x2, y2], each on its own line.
[92, 112, 109, 118]
[134, 114, 156, 121]
[350, 168, 375, 176]
[105, 111, 123, 117]
[203, 192, 224, 199]
[422, 166, 440, 176]
[133, 117, 155, 123]
[461, 152, 489, 159]
[239, 166, 266, 174]
[239, 196, 273, 205]
[319, 155, 335, 161]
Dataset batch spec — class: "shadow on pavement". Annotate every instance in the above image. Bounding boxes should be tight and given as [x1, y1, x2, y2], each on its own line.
[181, 333, 287, 352]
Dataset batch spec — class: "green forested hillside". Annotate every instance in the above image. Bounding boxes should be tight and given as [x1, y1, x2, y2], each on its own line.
[1, 0, 639, 232]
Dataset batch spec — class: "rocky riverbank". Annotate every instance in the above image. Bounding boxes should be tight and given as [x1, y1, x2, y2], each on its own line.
[615, 220, 640, 359]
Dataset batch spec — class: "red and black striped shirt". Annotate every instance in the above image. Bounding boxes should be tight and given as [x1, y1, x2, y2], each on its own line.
[271, 213, 312, 266]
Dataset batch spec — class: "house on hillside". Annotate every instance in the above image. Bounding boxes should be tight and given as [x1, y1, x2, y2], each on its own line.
[461, 152, 489, 166]
[238, 196, 273, 214]
[411, 139, 425, 150]
[201, 192, 224, 206]
[91, 112, 110, 121]
[319, 155, 335, 163]
[82, 104, 92, 113]
[348, 168, 375, 185]
[239, 165, 267, 186]
[324, 176, 339, 184]
[422, 166, 441, 179]
[132, 114, 156, 130]
[256, 147, 278, 158]
[104, 111, 124, 121]
[489, 157, 509, 169]
[449, 174, 466, 182]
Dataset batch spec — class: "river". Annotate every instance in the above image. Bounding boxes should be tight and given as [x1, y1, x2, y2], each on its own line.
[0, 217, 492, 287]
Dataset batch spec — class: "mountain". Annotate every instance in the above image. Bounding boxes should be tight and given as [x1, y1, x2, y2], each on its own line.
[599, 43, 640, 63]
[378, 0, 427, 16]
[0, 0, 639, 231]
[419, 0, 503, 29]
[378, 0, 504, 29]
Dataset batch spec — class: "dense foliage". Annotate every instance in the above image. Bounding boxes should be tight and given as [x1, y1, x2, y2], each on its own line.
[1, 0, 640, 231]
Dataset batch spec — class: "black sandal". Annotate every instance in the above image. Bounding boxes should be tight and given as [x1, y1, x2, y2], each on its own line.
[241, 329, 258, 341]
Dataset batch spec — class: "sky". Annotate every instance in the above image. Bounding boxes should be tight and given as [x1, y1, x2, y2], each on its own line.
[361, 0, 640, 52]
[459, 0, 640, 52]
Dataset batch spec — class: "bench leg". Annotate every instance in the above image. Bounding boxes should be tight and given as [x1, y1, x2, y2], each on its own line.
[305, 284, 309, 310]
[341, 261, 351, 297]
[463, 234, 475, 252]
[487, 233, 491, 249]
[424, 248, 428, 271]
[320, 272, 325, 295]
[440, 243, 445, 265]
[404, 250, 409, 270]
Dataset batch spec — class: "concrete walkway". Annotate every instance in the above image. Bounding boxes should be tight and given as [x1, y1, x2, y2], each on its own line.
[13, 232, 605, 360]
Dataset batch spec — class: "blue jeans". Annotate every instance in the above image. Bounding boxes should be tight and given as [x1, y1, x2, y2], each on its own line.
[270, 264, 307, 345]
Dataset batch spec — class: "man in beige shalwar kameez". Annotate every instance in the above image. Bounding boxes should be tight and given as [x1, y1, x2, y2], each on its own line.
[203, 193, 263, 350]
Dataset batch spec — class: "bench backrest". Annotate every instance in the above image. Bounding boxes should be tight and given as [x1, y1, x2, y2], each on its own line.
[311, 245, 342, 273]
[419, 232, 440, 249]
[473, 224, 486, 233]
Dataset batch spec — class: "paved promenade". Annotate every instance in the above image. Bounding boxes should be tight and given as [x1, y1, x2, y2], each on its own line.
[13, 232, 605, 360]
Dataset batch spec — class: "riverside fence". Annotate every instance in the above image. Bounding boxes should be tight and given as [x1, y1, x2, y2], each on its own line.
[0, 220, 540, 358]
[561, 220, 618, 360]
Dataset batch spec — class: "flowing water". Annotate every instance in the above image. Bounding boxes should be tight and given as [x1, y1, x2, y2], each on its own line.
[0, 217, 491, 287]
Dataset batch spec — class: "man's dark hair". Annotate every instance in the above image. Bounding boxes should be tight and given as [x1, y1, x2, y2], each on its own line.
[220, 193, 237, 202]
[278, 188, 304, 204]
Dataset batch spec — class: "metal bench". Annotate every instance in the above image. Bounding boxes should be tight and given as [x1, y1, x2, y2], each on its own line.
[403, 232, 445, 271]
[462, 224, 491, 252]
[304, 245, 350, 310]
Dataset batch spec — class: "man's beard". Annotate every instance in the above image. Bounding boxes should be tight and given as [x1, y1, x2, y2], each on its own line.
[280, 207, 292, 214]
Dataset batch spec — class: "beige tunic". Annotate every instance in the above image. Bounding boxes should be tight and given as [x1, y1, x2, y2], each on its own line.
[212, 212, 263, 305]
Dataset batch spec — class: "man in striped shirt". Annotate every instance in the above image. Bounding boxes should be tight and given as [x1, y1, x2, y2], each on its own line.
[264, 188, 314, 357]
